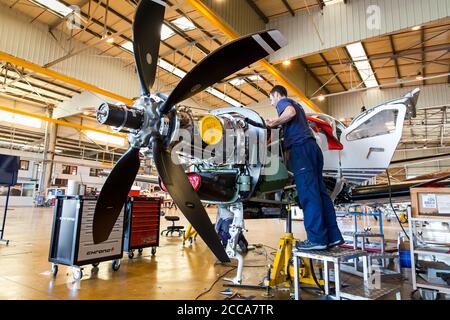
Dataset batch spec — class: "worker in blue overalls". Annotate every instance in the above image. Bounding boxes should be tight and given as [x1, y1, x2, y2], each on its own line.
[266, 85, 343, 251]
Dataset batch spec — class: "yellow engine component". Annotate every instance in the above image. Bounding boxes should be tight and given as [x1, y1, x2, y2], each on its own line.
[199, 115, 223, 145]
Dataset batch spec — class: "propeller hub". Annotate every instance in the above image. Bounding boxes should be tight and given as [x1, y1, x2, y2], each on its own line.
[127, 95, 161, 149]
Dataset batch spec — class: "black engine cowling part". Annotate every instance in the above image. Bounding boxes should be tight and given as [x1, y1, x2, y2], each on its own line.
[196, 172, 238, 202]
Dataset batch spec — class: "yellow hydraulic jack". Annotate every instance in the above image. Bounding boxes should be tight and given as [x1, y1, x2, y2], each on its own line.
[266, 206, 325, 288]
[183, 224, 198, 246]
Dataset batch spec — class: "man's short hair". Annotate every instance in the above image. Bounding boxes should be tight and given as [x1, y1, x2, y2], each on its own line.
[270, 85, 287, 97]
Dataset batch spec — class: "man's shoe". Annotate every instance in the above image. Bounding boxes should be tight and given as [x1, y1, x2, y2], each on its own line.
[328, 239, 345, 248]
[295, 240, 327, 251]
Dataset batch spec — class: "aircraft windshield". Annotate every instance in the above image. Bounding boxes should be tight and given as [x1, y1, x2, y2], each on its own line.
[347, 109, 399, 141]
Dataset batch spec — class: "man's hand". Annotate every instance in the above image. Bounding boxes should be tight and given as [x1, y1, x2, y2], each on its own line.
[266, 118, 278, 128]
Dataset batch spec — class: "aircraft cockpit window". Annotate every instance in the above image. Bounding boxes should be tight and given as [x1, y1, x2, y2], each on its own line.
[346, 109, 398, 141]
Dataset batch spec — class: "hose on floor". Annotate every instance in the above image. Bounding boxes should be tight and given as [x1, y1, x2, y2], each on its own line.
[309, 258, 325, 293]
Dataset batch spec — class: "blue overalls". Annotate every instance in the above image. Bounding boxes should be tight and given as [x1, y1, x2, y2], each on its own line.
[276, 98, 342, 245]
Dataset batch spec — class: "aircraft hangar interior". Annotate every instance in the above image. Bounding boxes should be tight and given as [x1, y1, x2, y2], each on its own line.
[0, 0, 450, 305]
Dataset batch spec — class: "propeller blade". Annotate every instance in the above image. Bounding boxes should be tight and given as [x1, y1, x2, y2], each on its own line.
[93, 147, 141, 243]
[152, 138, 230, 263]
[160, 29, 287, 114]
[133, 0, 166, 95]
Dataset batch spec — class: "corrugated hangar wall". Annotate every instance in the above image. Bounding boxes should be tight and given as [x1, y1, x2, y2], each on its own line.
[201, 0, 266, 35]
[0, 3, 139, 99]
[268, 0, 450, 61]
[328, 84, 450, 119]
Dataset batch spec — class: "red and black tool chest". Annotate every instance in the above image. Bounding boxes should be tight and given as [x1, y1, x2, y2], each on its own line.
[123, 196, 161, 258]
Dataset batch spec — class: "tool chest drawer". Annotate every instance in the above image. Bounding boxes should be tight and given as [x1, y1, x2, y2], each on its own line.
[123, 196, 161, 256]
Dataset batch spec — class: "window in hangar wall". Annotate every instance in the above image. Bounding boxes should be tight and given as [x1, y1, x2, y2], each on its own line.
[54, 179, 68, 187]
[62, 165, 77, 175]
[89, 168, 103, 177]
[19, 160, 29, 171]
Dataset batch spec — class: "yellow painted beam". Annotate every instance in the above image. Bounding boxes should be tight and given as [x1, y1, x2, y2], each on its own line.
[186, 0, 322, 113]
[0, 105, 125, 138]
[0, 51, 134, 106]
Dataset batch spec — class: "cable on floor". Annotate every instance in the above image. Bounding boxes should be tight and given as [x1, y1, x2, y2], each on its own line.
[194, 267, 237, 300]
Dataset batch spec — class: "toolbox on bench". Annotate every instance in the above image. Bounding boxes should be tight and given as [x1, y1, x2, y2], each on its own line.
[124, 196, 161, 259]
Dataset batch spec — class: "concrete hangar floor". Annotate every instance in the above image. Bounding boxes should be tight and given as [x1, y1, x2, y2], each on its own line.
[0, 206, 412, 300]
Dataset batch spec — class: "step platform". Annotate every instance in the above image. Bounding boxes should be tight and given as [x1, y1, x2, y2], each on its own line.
[292, 247, 401, 300]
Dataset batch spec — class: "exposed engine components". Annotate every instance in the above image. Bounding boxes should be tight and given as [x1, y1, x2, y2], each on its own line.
[97, 103, 144, 130]
[238, 175, 251, 193]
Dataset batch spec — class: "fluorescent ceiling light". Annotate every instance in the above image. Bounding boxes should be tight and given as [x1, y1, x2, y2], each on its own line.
[161, 24, 175, 41]
[324, 0, 344, 5]
[229, 78, 246, 86]
[0, 110, 42, 128]
[248, 75, 263, 81]
[120, 41, 134, 53]
[33, 0, 73, 17]
[346, 42, 379, 88]
[86, 130, 125, 146]
[120, 26, 174, 52]
[171, 17, 196, 31]
[158, 59, 187, 78]
[230, 75, 262, 86]
[206, 87, 242, 107]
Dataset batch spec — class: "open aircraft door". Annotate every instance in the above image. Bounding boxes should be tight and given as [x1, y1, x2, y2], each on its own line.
[338, 89, 420, 184]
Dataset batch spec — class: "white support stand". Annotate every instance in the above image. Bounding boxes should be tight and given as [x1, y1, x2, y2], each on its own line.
[223, 202, 245, 285]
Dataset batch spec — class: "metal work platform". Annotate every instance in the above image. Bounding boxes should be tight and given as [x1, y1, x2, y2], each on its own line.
[293, 247, 369, 300]
[340, 283, 401, 300]
[341, 252, 401, 280]
[293, 247, 401, 300]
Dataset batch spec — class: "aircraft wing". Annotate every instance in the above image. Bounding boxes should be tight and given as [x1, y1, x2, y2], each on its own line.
[389, 152, 450, 168]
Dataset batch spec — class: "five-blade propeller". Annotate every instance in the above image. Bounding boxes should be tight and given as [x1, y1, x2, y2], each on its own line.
[93, 0, 287, 263]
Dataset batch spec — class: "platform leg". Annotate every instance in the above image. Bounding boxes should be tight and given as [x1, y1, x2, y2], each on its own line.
[334, 261, 341, 300]
[323, 260, 329, 296]
[294, 255, 300, 300]
[362, 255, 369, 288]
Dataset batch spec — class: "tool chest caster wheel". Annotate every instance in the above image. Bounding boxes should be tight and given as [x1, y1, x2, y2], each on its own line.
[138, 248, 143, 255]
[72, 267, 83, 281]
[51, 264, 58, 276]
[151, 247, 156, 256]
[112, 259, 121, 271]
[128, 251, 134, 259]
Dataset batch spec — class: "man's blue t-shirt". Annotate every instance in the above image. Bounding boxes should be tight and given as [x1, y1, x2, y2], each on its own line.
[276, 98, 313, 148]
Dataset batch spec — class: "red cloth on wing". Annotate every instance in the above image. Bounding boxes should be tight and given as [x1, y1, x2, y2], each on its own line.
[306, 116, 344, 151]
